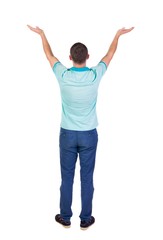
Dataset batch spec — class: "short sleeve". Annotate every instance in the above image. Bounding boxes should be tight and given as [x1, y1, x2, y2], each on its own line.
[52, 62, 67, 81]
[91, 61, 107, 81]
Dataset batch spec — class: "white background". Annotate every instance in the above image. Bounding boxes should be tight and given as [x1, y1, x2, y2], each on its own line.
[0, 0, 163, 239]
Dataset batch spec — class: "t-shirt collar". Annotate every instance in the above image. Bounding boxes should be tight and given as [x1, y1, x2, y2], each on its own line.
[70, 66, 90, 72]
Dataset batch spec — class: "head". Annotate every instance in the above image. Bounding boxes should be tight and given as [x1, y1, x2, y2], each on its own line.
[69, 42, 89, 66]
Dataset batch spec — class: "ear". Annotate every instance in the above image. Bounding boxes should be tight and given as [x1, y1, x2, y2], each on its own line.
[69, 55, 72, 60]
[87, 54, 89, 60]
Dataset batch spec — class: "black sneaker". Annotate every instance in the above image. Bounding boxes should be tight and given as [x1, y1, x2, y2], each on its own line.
[55, 214, 71, 228]
[80, 216, 95, 230]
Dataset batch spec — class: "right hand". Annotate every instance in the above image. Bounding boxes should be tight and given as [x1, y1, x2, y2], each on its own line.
[116, 27, 134, 37]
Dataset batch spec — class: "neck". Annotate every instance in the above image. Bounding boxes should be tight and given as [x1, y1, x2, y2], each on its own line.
[73, 62, 86, 68]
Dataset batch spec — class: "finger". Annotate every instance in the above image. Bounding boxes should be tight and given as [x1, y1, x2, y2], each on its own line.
[123, 27, 134, 33]
[127, 27, 134, 31]
[27, 24, 32, 29]
[27, 25, 35, 30]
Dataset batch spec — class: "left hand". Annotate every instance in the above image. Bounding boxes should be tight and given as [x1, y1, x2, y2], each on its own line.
[27, 25, 44, 35]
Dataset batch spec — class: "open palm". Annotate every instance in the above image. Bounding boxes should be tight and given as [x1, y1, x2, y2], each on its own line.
[117, 27, 134, 36]
[27, 25, 43, 35]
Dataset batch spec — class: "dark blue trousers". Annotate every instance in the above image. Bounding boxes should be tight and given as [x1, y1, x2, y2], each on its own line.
[59, 128, 98, 221]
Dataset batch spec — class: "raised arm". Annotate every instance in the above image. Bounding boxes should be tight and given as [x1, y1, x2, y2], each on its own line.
[27, 25, 59, 68]
[101, 27, 134, 67]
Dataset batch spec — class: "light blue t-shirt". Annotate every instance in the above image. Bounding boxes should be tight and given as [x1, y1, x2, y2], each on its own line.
[53, 61, 107, 130]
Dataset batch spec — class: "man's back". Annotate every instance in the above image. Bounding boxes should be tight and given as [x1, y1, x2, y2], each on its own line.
[53, 62, 107, 130]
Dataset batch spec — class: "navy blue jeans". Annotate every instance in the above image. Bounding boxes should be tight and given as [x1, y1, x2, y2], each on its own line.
[59, 128, 98, 221]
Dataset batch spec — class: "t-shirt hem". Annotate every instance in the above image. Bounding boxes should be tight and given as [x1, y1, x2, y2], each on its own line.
[60, 123, 98, 131]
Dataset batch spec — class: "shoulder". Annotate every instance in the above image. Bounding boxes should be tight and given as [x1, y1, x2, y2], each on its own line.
[91, 61, 107, 71]
[52, 62, 67, 76]
[90, 61, 107, 78]
[52, 62, 67, 72]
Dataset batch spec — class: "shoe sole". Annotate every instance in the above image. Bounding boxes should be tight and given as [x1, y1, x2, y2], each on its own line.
[80, 224, 94, 230]
[55, 220, 71, 228]
[80, 227, 89, 230]
[63, 225, 71, 228]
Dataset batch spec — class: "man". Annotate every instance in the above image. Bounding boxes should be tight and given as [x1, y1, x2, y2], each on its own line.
[27, 25, 134, 230]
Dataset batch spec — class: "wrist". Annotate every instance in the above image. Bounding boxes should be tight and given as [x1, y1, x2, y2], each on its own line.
[115, 32, 120, 39]
[40, 30, 44, 37]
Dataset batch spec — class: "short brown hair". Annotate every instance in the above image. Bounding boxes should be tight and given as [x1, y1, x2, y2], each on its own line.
[70, 42, 88, 64]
